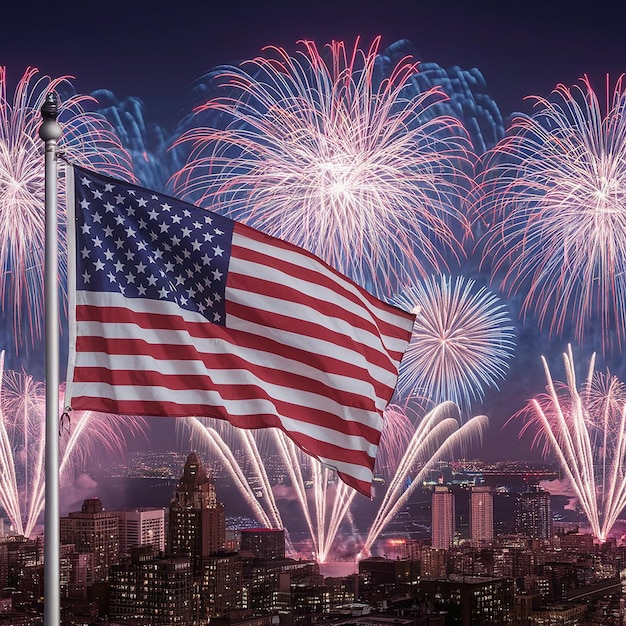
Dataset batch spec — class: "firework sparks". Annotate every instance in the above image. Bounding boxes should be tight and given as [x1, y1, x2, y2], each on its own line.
[475, 75, 626, 353]
[517, 345, 626, 541]
[0, 67, 134, 349]
[170, 38, 473, 297]
[0, 351, 146, 537]
[362, 401, 487, 554]
[391, 275, 516, 411]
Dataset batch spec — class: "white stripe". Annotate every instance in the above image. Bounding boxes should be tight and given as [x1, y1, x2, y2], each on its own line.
[74, 347, 383, 431]
[316, 456, 374, 484]
[69, 380, 378, 457]
[75, 290, 397, 401]
[233, 231, 413, 356]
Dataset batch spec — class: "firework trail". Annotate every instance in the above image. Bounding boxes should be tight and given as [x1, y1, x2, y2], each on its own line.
[475, 75, 626, 354]
[0, 351, 146, 537]
[169, 38, 474, 298]
[516, 345, 626, 541]
[362, 401, 488, 555]
[0, 67, 134, 351]
[378, 39, 505, 154]
[391, 275, 516, 412]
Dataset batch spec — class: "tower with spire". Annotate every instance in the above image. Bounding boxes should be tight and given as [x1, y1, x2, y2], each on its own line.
[168, 452, 225, 575]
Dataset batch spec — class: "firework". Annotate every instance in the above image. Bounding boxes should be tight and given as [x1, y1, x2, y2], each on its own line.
[475, 75, 626, 353]
[362, 401, 487, 554]
[0, 67, 134, 350]
[169, 38, 473, 297]
[517, 345, 626, 541]
[391, 275, 516, 411]
[0, 351, 146, 537]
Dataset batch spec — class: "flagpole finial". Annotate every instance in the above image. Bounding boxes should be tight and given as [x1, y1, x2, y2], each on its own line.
[39, 92, 62, 142]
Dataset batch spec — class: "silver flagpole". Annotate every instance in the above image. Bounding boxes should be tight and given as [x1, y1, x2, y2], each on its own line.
[39, 92, 62, 625]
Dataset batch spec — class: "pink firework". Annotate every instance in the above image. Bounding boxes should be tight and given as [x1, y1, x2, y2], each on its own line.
[170, 38, 473, 297]
[517, 345, 626, 542]
[0, 67, 134, 348]
[0, 351, 146, 537]
[475, 75, 626, 353]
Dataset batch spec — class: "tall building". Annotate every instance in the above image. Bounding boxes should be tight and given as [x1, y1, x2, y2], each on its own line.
[168, 452, 225, 575]
[109, 546, 192, 625]
[515, 488, 552, 539]
[116, 507, 166, 555]
[470, 486, 494, 546]
[60, 497, 119, 582]
[432, 485, 455, 549]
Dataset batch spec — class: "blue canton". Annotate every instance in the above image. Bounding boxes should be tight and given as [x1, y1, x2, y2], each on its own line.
[74, 170, 234, 325]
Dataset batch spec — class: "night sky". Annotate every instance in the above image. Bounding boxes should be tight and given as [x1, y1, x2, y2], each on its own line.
[4, 0, 626, 128]
[4, 0, 626, 469]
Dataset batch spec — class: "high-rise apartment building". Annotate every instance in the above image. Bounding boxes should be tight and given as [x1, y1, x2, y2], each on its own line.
[60, 497, 119, 582]
[432, 485, 455, 549]
[109, 546, 192, 625]
[168, 451, 225, 575]
[470, 485, 494, 546]
[116, 507, 166, 555]
[515, 488, 552, 539]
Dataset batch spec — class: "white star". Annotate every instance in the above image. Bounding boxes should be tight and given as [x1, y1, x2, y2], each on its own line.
[81, 223, 91, 234]
[212, 269, 223, 281]
[94, 259, 105, 271]
[213, 245, 224, 257]
[82, 271, 91, 284]
[92, 236, 103, 248]
[158, 287, 169, 299]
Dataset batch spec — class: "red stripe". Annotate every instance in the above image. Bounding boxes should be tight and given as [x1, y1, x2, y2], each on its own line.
[75, 305, 399, 399]
[69, 393, 377, 468]
[72, 363, 382, 443]
[233, 227, 414, 341]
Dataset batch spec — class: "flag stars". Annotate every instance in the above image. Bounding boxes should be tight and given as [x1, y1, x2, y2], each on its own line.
[94, 259, 105, 271]
[114, 193, 125, 204]
[137, 197, 148, 207]
[81, 223, 91, 234]
[114, 260, 124, 273]
[92, 236, 103, 248]
[158, 287, 169, 299]
[81, 246, 90, 259]
[82, 271, 91, 283]
[213, 245, 224, 257]
[148, 208, 159, 220]
[125, 226, 136, 238]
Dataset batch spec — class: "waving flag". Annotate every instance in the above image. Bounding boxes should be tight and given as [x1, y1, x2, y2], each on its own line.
[65, 165, 414, 496]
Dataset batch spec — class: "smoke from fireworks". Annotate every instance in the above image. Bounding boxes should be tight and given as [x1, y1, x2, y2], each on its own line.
[0, 67, 134, 351]
[391, 275, 515, 412]
[0, 351, 146, 537]
[475, 75, 626, 354]
[516, 345, 626, 541]
[170, 38, 474, 297]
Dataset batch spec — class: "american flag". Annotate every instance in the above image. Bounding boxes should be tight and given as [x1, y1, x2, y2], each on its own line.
[66, 165, 414, 496]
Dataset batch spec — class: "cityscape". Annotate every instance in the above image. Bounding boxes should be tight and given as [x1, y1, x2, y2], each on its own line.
[3, 2, 626, 625]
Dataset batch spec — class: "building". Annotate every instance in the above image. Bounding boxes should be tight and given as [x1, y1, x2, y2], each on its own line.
[420, 575, 514, 625]
[470, 486, 493, 547]
[240, 528, 285, 560]
[60, 497, 119, 582]
[515, 488, 552, 539]
[168, 452, 225, 575]
[109, 546, 193, 624]
[116, 507, 166, 555]
[432, 485, 455, 549]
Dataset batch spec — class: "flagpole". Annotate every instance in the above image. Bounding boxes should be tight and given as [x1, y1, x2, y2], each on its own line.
[39, 92, 62, 626]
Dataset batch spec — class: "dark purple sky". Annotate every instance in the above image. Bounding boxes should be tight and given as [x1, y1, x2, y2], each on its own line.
[4, 0, 626, 127]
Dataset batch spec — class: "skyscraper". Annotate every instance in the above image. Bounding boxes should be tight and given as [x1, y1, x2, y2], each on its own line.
[470, 485, 494, 546]
[168, 452, 225, 575]
[60, 497, 119, 582]
[116, 508, 166, 555]
[515, 487, 552, 539]
[432, 484, 455, 549]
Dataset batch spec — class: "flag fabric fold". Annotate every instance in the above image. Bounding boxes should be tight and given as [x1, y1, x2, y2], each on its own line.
[65, 164, 415, 496]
